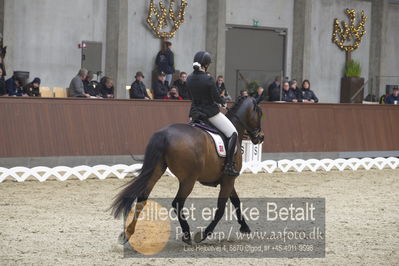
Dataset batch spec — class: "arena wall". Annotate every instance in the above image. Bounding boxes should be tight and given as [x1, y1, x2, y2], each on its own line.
[309, 0, 372, 103]
[3, 0, 107, 88]
[126, 0, 207, 90]
[380, 3, 399, 92]
[0, 97, 398, 158]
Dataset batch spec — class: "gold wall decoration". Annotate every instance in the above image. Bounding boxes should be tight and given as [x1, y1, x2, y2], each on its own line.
[146, 0, 188, 39]
[332, 8, 368, 53]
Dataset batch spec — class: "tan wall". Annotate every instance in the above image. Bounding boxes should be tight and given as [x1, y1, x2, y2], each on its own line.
[0, 98, 398, 158]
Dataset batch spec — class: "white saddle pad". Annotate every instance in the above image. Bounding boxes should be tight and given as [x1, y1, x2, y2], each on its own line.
[206, 131, 227, 157]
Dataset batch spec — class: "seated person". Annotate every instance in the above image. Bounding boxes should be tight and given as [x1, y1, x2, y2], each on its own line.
[163, 86, 183, 100]
[254, 87, 265, 103]
[282, 81, 298, 102]
[99, 77, 115, 98]
[385, 87, 399, 104]
[173, 72, 190, 100]
[130, 71, 150, 99]
[83, 71, 100, 97]
[290, 79, 302, 102]
[0, 68, 6, 96]
[301, 80, 319, 103]
[236, 89, 249, 101]
[220, 87, 232, 102]
[153, 71, 169, 99]
[6, 76, 26, 96]
[268, 76, 281, 101]
[69, 68, 91, 98]
[24, 77, 41, 97]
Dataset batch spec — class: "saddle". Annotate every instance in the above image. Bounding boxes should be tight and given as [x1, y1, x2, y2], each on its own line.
[189, 120, 229, 157]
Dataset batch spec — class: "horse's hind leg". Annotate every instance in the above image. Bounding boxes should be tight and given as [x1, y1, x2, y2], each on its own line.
[122, 163, 166, 244]
[230, 188, 251, 234]
[194, 178, 234, 243]
[172, 179, 196, 245]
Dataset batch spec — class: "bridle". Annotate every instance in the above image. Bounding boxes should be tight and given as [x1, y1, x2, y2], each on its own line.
[230, 113, 262, 140]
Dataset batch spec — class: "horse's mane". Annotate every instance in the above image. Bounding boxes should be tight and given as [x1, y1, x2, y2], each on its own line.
[226, 96, 259, 118]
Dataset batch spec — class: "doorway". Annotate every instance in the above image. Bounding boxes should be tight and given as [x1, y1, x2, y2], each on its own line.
[225, 26, 286, 99]
[81, 41, 103, 76]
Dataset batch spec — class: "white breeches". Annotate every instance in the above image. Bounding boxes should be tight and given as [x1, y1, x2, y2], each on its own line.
[208, 112, 237, 138]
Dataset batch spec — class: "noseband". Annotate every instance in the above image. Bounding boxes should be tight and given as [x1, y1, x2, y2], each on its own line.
[231, 114, 261, 140]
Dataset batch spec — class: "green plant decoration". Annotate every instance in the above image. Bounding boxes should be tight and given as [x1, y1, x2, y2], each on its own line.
[344, 60, 362, 78]
[246, 80, 261, 96]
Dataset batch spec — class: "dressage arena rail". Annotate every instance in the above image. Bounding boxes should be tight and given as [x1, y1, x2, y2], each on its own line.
[0, 97, 398, 158]
[1, 157, 398, 182]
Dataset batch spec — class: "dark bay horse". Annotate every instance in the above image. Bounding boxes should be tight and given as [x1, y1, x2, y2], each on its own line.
[111, 97, 264, 245]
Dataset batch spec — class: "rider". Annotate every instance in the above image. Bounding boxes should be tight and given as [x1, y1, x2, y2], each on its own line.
[187, 51, 239, 177]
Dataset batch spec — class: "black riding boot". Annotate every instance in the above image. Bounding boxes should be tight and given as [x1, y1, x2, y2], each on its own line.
[224, 133, 240, 177]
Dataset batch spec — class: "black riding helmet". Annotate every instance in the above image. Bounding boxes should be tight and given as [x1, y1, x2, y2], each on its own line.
[193, 51, 212, 70]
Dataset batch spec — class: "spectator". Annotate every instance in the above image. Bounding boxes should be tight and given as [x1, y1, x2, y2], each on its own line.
[173, 72, 190, 100]
[6, 76, 26, 96]
[254, 87, 265, 103]
[237, 89, 249, 101]
[99, 77, 115, 98]
[385, 87, 399, 104]
[5, 75, 16, 96]
[155, 41, 175, 85]
[153, 72, 169, 99]
[130, 71, 150, 100]
[69, 68, 90, 98]
[282, 81, 298, 102]
[216, 75, 227, 94]
[163, 86, 183, 100]
[24, 77, 41, 97]
[290, 79, 302, 102]
[220, 87, 232, 102]
[301, 80, 319, 103]
[0, 68, 6, 96]
[268, 76, 281, 101]
[83, 71, 100, 97]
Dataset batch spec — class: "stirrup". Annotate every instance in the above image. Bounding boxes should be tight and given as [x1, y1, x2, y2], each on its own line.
[224, 163, 240, 177]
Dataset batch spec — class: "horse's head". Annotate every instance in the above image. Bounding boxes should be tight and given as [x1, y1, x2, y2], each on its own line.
[228, 97, 264, 144]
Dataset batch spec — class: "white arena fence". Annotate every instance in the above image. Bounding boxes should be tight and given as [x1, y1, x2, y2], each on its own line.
[0, 157, 398, 183]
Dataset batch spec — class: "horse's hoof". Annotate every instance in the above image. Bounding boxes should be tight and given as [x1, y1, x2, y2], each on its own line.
[118, 231, 129, 245]
[182, 234, 192, 245]
[194, 230, 207, 243]
[240, 225, 251, 234]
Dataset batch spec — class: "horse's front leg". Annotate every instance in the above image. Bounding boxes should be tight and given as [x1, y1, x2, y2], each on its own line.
[194, 178, 234, 243]
[230, 188, 251, 234]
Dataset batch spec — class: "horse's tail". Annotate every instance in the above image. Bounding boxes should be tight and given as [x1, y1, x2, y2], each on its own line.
[110, 131, 168, 219]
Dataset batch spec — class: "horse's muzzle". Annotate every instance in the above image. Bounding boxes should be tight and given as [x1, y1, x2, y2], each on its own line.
[250, 131, 264, 145]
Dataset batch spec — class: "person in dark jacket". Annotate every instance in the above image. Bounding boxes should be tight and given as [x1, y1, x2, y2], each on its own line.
[173, 72, 190, 100]
[83, 71, 100, 97]
[6, 76, 26, 96]
[268, 76, 281, 101]
[301, 80, 319, 103]
[187, 51, 239, 177]
[216, 75, 226, 94]
[130, 71, 150, 99]
[0, 68, 6, 96]
[282, 81, 298, 102]
[99, 77, 115, 98]
[385, 87, 399, 104]
[24, 77, 41, 97]
[153, 72, 169, 99]
[155, 41, 175, 85]
[290, 79, 302, 102]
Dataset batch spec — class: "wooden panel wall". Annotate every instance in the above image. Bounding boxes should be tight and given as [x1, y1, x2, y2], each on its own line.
[0, 98, 398, 157]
